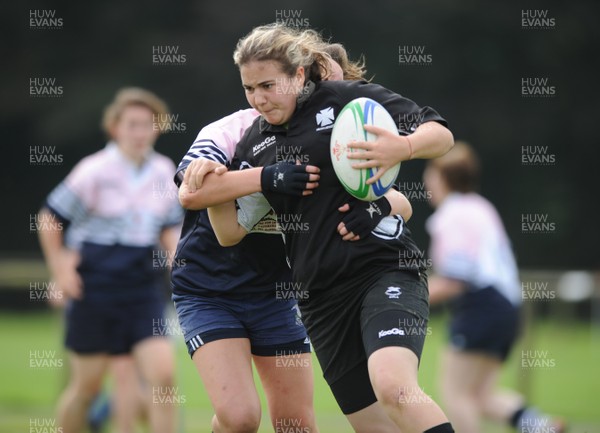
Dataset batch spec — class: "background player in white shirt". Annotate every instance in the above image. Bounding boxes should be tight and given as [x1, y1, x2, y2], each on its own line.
[38, 88, 182, 433]
[425, 141, 565, 433]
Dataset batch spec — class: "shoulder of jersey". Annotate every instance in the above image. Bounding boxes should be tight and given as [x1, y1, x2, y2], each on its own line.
[72, 147, 112, 174]
[317, 81, 378, 110]
[207, 108, 259, 130]
[441, 197, 487, 226]
[319, 79, 370, 93]
[152, 151, 178, 171]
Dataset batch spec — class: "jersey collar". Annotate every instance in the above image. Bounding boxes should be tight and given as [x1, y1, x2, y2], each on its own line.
[296, 80, 316, 107]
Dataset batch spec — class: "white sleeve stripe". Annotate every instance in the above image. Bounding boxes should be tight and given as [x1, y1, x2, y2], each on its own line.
[177, 141, 229, 168]
[190, 140, 229, 161]
[180, 151, 225, 164]
[372, 215, 404, 240]
[176, 152, 229, 174]
[192, 138, 218, 146]
[46, 183, 87, 223]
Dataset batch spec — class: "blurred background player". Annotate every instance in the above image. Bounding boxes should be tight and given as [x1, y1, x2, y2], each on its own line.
[424, 141, 565, 433]
[45, 285, 148, 433]
[38, 88, 183, 433]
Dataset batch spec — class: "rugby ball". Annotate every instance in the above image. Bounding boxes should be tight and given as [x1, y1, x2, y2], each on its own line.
[330, 97, 401, 201]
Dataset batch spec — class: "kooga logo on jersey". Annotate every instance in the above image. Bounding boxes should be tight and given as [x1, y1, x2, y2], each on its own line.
[253, 136, 276, 156]
[378, 328, 405, 338]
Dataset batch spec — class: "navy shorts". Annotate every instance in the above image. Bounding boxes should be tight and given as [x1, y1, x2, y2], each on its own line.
[173, 292, 310, 357]
[65, 294, 166, 355]
[449, 286, 521, 361]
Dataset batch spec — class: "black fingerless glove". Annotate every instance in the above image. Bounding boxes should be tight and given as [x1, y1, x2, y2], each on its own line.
[340, 196, 392, 238]
[261, 162, 311, 196]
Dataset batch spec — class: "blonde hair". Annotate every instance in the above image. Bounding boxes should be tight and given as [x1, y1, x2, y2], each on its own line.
[322, 43, 367, 81]
[234, 24, 333, 82]
[102, 87, 169, 136]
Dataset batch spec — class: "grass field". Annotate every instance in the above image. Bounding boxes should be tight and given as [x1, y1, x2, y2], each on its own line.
[0, 311, 598, 433]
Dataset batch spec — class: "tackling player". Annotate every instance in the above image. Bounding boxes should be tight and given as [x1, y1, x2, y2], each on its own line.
[171, 41, 361, 433]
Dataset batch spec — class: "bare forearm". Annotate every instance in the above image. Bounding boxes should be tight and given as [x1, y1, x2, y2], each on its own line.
[37, 209, 66, 278]
[384, 190, 413, 222]
[348, 122, 453, 184]
[179, 168, 262, 210]
[207, 202, 248, 246]
[428, 275, 465, 305]
[409, 121, 454, 160]
[159, 227, 180, 257]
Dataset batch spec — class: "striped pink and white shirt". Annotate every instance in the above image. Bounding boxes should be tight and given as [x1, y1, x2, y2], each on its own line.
[47, 142, 182, 249]
[426, 193, 521, 306]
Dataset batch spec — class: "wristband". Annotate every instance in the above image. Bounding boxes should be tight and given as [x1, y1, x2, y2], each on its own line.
[406, 136, 414, 160]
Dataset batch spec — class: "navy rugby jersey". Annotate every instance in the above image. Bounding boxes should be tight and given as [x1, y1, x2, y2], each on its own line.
[171, 109, 293, 297]
[233, 80, 448, 292]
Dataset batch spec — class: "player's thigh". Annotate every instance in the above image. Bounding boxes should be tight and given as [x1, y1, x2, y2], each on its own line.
[192, 338, 260, 418]
[367, 346, 421, 402]
[133, 336, 175, 386]
[109, 356, 144, 431]
[67, 352, 111, 396]
[110, 354, 138, 383]
[110, 354, 144, 397]
[441, 347, 502, 397]
[361, 271, 429, 398]
[252, 351, 314, 416]
[345, 401, 400, 433]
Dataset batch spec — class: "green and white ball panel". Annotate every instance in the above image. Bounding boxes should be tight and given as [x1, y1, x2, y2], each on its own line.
[330, 97, 401, 201]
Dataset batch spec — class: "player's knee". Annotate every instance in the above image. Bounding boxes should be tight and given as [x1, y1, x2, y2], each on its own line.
[479, 392, 522, 416]
[271, 412, 315, 431]
[154, 368, 175, 388]
[351, 424, 398, 433]
[69, 379, 103, 403]
[143, 362, 175, 388]
[478, 395, 495, 415]
[216, 404, 261, 433]
[219, 415, 260, 433]
[372, 379, 428, 413]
